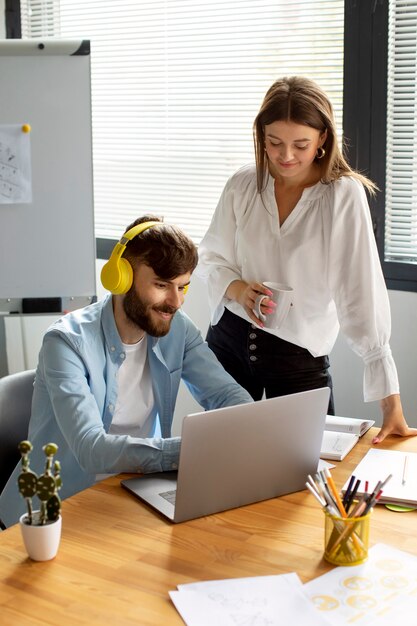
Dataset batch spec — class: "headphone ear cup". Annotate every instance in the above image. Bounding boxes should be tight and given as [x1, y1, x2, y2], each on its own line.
[115, 258, 134, 294]
[101, 256, 133, 295]
[100, 258, 119, 293]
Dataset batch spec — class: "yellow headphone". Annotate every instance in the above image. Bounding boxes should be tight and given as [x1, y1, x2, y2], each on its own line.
[101, 221, 189, 295]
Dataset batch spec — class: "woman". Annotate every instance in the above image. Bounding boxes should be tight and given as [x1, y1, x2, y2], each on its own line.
[196, 76, 416, 444]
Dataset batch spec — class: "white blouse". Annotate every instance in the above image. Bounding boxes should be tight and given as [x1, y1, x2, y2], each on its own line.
[196, 164, 399, 402]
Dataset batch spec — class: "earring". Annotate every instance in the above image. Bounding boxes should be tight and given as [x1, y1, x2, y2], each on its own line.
[316, 146, 326, 159]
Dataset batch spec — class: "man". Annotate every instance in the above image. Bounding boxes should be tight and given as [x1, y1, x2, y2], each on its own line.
[0, 216, 252, 528]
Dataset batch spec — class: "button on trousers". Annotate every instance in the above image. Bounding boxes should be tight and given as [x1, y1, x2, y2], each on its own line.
[207, 308, 334, 414]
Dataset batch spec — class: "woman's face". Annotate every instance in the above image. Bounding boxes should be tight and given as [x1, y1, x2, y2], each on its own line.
[264, 120, 326, 185]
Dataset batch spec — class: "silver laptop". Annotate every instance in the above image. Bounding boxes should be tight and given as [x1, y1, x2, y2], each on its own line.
[121, 386, 330, 523]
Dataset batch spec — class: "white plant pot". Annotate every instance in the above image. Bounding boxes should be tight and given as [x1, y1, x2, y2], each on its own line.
[19, 512, 62, 561]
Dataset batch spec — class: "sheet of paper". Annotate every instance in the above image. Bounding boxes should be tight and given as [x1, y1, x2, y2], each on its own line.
[0, 123, 32, 204]
[320, 431, 358, 461]
[367, 594, 417, 625]
[170, 590, 235, 626]
[318, 458, 335, 471]
[303, 543, 417, 625]
[171, 573, 329, 625]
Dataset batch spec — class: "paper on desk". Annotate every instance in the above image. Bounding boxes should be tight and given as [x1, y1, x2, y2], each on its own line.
[170, 572, 329, 626]
[318, 458, 335, 471]
[170, 591, 235, 626]
[367, 593, 417, 625]
[303, 543, 417, 625]
[367, 594, 417, 625]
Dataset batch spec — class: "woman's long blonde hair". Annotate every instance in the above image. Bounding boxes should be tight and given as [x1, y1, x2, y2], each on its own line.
[253, 76, 376, 195]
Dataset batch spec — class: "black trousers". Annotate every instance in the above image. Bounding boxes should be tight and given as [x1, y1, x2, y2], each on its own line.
[207, 308, 335, 414]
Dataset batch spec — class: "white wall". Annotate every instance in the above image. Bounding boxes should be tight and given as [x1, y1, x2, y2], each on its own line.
[330, 289, 417, 426]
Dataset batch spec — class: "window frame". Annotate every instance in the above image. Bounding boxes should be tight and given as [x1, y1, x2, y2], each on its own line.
[5, 0, 21, 38]
[344, 0, 417, 292]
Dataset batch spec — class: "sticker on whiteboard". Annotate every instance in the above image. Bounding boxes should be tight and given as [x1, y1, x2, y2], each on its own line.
[0, 123, 32, 204]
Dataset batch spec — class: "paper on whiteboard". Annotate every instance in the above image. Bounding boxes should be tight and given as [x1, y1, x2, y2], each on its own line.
[0, 124, 32, 204]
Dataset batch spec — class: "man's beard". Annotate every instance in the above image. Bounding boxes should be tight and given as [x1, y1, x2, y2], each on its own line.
[123, 288, 177, 337]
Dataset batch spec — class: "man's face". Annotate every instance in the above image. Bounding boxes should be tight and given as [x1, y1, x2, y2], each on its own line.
[123, 263, 191, 337]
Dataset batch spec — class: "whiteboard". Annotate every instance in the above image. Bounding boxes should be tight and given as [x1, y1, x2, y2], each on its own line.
[0, 39, 95, 313]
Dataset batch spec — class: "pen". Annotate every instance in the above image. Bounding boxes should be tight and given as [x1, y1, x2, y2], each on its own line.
[378, 473, 392, 493]
[308, 475, 340, 518]
[313, 475, 340, 517]
[324, 468, 347, 517]
[361, 473, 392, 512]
[315, 472, 337, 512]
[342, 474, 356, 508]
[363, 489, 383, 516]
[306, 476, 325, 503]
[344, 494, 372, 518]
[305, 482, 326, 507]
[345, 478, 361, 514]
[402, 456, 409, 485]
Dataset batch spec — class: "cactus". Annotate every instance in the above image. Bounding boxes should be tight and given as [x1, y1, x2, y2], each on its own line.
[17, 441, 62, 525]
[17, 441, 37, 524]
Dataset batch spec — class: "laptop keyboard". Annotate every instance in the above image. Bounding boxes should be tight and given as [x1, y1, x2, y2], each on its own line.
[159, 489, 177, 505]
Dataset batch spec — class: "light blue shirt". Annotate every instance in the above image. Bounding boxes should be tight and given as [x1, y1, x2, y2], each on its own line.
[0, 295, 252, 527]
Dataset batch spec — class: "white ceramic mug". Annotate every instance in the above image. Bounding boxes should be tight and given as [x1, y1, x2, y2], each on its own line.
[254, 281, 294, 329]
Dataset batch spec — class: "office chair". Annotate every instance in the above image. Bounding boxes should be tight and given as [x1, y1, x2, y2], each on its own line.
[0, 369, 35, 496]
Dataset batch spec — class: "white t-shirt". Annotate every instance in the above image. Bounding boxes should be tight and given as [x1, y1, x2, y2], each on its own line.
[110, 334, 156, 437]
[196, 163, 399, 402]
[96, 335, 156, 482]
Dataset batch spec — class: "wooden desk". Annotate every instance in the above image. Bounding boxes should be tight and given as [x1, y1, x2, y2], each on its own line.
[1, 430, 416, 625]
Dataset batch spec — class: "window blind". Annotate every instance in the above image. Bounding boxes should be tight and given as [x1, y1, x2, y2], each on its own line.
[385, 0, 417, 263]
[20, 0, 344, 243]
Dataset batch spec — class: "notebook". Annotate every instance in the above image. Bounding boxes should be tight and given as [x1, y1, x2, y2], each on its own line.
[342, 448, 417, 508]
[320, 415, 375, 461]
[121, 386, 330, 523]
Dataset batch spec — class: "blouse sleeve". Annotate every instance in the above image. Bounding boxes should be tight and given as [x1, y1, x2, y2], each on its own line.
[196, 176, 243, 325]
[328, 177, 399, 402]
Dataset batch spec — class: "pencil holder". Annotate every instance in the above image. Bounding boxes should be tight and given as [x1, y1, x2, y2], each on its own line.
[323, 509, 371, 566]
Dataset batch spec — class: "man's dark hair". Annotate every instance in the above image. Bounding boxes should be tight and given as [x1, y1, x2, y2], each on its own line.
[123, 214, 198, 279]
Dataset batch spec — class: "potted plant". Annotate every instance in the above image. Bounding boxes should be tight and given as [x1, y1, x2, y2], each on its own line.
[17, 440, 62, 561]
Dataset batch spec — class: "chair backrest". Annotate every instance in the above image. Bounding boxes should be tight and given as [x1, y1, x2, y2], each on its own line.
[0, 369, 36, 495]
